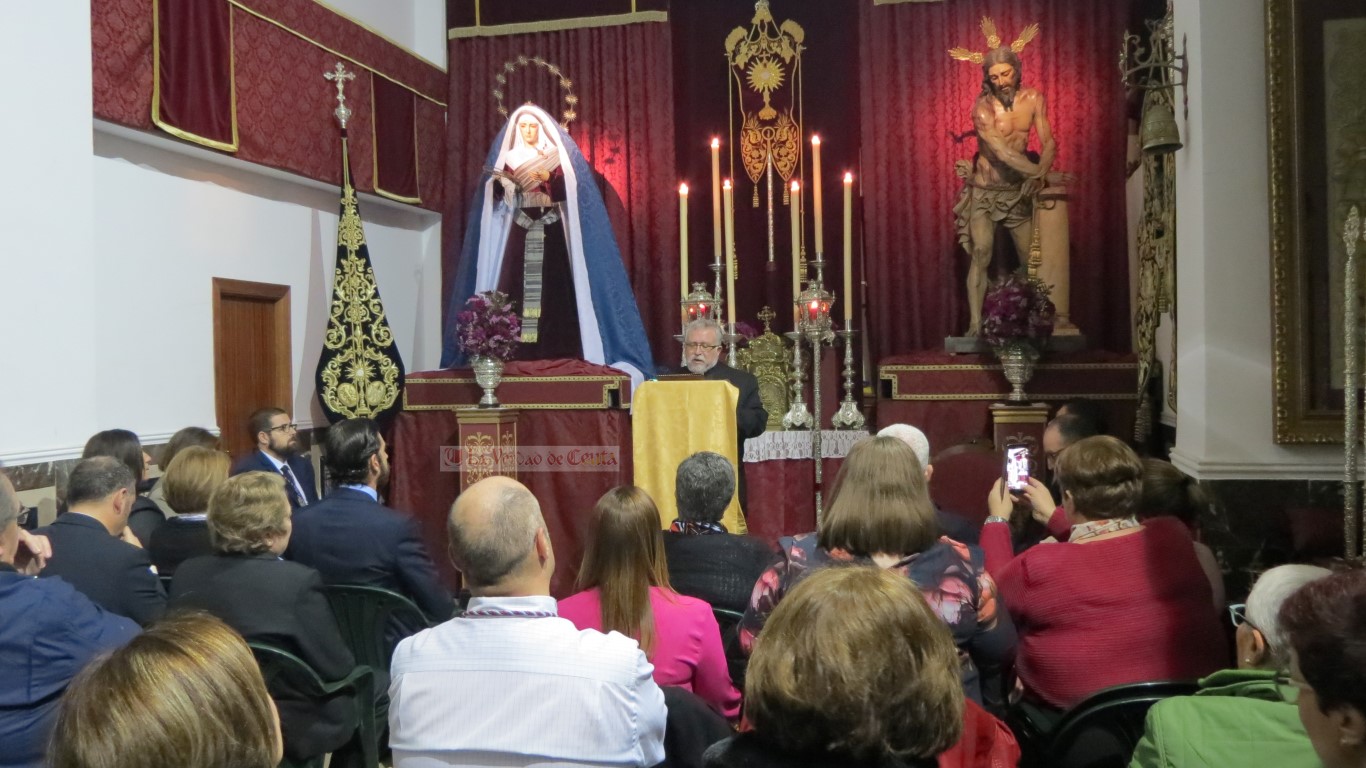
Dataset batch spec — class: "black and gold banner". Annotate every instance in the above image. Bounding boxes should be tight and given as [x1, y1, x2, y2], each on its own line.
[315, 137, 406, 424]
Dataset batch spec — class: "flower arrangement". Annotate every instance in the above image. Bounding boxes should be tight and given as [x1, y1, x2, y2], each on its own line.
[980, 272, 1056, 348]
[455, 290, 522, 360]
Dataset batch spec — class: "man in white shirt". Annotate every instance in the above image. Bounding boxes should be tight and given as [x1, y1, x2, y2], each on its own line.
[388, 476, 667, 768]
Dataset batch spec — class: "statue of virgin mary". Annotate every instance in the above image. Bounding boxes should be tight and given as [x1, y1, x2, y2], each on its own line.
[440, 104, 654, 386]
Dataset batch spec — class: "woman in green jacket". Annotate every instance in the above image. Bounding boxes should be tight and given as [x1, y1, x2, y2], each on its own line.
[1129, 564, 1331, 768]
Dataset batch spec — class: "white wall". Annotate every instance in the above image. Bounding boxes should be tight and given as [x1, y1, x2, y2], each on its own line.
[318, 0, 448, 69]
[1170, 0, 1341, 479]
[0, 1, 444, 465]
[0, 4, 98, 463]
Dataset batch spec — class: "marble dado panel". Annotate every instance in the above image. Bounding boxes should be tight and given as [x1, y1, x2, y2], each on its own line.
[2, 429, 319, 493]
[1200, 478, 1345, 602]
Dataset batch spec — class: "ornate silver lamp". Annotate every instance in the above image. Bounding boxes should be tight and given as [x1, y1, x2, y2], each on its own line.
[797, 277, 835, 523]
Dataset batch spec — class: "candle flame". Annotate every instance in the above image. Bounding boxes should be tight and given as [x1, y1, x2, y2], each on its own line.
[710, 138, 720, 149]
[791, 180, 800, 192]
[811, 135, 821, 145]
[843, 172, 853, 183]
[723, 179, 732, 190]
[679, 183, 689, 195]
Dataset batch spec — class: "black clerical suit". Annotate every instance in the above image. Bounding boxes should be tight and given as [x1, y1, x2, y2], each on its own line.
[700, 362, 767, 511]
[37, 513, 166, 626]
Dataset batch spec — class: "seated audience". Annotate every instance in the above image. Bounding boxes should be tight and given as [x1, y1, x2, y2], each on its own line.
[147, 446, 230, 575]
[1006, 413, 1107, 551]
[169, 472, 361, 767]
[81, 428, 164, 545]
[286, 418, 452, 628]
[0, 471, 138, 768]
[389, 476, 666, 767]
[982, 435, 1227, 715]
[1139, 458, 1226, 611]
[739, 436, 1015, 709]
[231, 407, 318, 509]
[47, 612, 281, 768]
[38, 457, 166, 626]
[559, 485, 741, 719]
[877, 423, 983, 544]
[705, 566, 964, 768]
[1280, 568, 1366, 768]
[147, 426, 220, 518]
[1129, 564, 1331, 768]
[662, 451, 777, 614]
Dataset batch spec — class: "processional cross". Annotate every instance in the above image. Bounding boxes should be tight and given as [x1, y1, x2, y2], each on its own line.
[324, 62, 357, 129]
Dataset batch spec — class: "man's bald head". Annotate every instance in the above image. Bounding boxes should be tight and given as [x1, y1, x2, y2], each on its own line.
[448, 477, 547, 589]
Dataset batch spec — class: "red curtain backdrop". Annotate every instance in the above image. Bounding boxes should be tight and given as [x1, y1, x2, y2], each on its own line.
[374, 78, 420, 201]
[443, 21, 679, 366]
[154, 0, 235, 149]
[858, 0, 1134, 358]
[92, 0, 446, 211]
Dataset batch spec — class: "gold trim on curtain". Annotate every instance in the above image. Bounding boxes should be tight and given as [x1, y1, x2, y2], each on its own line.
[151, 0, 240, 152]
[449, 11, 669, 39]
[370, 74, 424, 205]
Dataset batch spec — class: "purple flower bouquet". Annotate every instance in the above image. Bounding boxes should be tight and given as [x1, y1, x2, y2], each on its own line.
[980, 273, 1056, 349]
[455, 291, 522, 361]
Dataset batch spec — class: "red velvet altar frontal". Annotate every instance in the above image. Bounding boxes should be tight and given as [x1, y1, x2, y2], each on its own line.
[403, 359, 632, 410]
[389, 360, 634, 598]
[876, 351, 1139, 451]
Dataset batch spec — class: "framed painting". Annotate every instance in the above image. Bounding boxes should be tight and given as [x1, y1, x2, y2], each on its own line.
[1267, 0, 1366, 443]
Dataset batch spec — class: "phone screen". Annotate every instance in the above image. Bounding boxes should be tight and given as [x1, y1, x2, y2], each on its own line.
[1006, 445, 1031, 491]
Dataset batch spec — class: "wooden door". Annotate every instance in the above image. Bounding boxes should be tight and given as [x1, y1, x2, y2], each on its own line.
[212, 278, 292, 461]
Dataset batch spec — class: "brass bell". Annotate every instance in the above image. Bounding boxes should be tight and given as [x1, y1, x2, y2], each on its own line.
[1140, 99, 1182, 155]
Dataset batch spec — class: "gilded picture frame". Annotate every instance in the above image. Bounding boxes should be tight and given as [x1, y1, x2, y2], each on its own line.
[1267, 0, 1366, 443]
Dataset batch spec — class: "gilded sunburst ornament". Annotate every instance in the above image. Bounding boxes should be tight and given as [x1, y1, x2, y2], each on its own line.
[746, 59, 785, 94]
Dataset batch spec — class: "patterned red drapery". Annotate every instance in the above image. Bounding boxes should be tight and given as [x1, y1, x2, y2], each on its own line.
[92, 0, 446, 211]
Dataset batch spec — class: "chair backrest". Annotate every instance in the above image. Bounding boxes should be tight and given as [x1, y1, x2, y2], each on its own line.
[248, 642, 378, 768]
[660, 686, 734, 768]
[928, 442, 1002, 528]
[1039, 680, 1201, 768]
[323, 584, 431, 672]
[712, 607, 748, 689]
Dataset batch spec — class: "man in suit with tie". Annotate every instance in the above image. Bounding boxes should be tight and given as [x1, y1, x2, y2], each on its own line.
[287, 418, 453, 630]
[681, 318, 767, 511]
[38, 456, 166, 625]
[231, 407, 318, 510]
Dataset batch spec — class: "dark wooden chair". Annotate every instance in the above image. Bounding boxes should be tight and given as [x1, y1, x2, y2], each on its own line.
[929, 441, 1003, 528]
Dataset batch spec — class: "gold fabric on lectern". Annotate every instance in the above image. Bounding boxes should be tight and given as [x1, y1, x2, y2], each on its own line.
[632, 381, 746, 534]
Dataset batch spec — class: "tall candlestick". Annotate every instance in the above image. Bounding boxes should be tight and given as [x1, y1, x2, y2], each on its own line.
[811, 135, 823, 255]
[723, 179, 736, 326]
[679, 183, 689, 326]
[843, 172, 853, 324]
[790, 180, 801, 327]
[711, 138, 722, 263]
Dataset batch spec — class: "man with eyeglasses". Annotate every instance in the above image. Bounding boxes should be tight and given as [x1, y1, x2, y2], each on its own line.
[231, 407, 318, 510]
[678, 318, 767, 511]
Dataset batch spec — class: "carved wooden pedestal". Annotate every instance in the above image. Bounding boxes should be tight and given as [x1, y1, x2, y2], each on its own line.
[453, 408, 519, 492]
[990, 402, 1050, 455]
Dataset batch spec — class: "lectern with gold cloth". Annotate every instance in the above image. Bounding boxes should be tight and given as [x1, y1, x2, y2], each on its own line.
[632, 381, 746, 534]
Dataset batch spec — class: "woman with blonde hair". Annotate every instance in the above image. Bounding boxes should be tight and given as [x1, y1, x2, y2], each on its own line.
[47, 612, 282, 768]
[706, 566, 964, 767]
[558, 485, 741, 718]
[148, 446, 231, 575]
[739, 435, 1014, 709]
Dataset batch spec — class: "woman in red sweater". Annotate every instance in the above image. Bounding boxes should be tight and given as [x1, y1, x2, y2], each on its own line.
[981, 436, 1227, 714]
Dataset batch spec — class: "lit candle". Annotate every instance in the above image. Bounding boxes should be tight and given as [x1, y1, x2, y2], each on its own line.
[723, 179, 736, 327]
[711, 138, 722, 264]
[679, 182, 689, 327]
[811, 135, 823, 256]
[843, 172, 853, 325]
[790, 180, 801, 327]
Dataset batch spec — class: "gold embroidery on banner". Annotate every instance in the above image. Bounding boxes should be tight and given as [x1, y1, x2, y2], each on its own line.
[318, 140, 403, 419]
